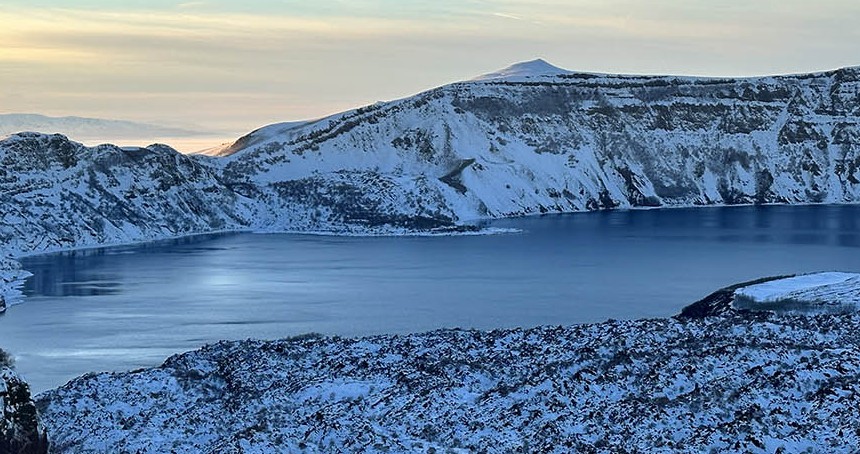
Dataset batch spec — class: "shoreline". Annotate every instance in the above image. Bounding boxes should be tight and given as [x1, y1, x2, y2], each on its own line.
[3, 201, 859, 310]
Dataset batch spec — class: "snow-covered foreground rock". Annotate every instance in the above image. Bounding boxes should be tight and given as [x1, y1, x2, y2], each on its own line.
[37, 311, 860, 453]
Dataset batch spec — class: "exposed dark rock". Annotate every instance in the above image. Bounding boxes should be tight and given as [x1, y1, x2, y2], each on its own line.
[1, 364, 48, 454]
[438, 158, 475, 194]
[676, 275, 794, 319]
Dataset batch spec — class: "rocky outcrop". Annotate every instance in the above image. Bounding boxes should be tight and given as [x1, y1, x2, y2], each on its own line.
[678, 272, 860, 318]
[676, 275, 792, 318]
[1, 360, 48, 454]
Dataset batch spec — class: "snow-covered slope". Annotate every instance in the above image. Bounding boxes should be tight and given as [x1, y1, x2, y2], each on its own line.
[37, 310, 860, 453]
[678, 272, 860, 318]
[219, 61, 860, 228]
[735, 272, 860, 313]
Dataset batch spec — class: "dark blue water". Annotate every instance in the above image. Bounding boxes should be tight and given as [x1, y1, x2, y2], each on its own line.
[3, 205, 860, 393]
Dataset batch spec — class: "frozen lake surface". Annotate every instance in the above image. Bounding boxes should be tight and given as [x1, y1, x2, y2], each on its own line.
[3, 205, 860, 393]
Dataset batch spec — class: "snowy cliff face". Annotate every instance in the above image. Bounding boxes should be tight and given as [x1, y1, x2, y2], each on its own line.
[0, 132, 253, 257]
[219, 61, 860, 224]
[36, 312, 860, 453]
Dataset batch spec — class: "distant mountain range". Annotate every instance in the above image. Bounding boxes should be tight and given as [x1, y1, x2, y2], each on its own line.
[0, 113, 210, 141]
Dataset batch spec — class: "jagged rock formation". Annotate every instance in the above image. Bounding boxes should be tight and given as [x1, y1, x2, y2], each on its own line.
[1, 359, 48, 454]
[36, 310, 860, 453]
[0, 133, 252, 256]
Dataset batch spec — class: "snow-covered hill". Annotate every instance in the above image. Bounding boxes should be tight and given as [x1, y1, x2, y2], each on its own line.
[36, 308, 860, 453]
[470, 58, 575, 81]
[213, 61, 860, 231]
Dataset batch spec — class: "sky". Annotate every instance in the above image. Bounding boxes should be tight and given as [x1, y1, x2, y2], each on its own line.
[2, 0, 859, 144]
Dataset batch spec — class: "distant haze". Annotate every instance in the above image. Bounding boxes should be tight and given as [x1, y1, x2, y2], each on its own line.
[1, 0, 858, 142]
[0, 114, 227, 152]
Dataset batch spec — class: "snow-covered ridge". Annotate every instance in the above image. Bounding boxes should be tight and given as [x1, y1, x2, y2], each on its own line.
[36, 310, 860, 453]
[196, 121, 309, 157]
[218, 62, 860, 226]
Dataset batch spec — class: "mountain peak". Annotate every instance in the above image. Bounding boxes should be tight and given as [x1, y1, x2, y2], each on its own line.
[471, 59, 573, 81]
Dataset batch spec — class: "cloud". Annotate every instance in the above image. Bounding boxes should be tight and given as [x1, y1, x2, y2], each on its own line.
[491, 12, 524, 21]
[177, 1, 207, 8]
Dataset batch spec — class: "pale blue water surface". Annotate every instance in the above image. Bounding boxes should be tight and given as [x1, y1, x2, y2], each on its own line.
[2, 205, 859, 392]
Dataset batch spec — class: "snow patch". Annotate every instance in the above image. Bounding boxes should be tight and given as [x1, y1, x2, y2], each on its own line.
[470, 59, 574, 81]
[736, 272, 858, 302]
[735, 272, 860, 313]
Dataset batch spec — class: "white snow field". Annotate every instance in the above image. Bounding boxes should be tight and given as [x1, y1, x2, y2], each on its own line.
[735, 272, 860, 312]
